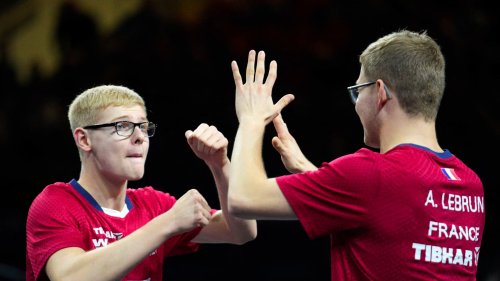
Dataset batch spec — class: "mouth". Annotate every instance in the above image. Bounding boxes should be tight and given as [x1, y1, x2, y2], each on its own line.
[127, 153, 143, 158]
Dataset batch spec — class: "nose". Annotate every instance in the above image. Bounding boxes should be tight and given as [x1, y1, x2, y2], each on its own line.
[131, 125, 146, 143]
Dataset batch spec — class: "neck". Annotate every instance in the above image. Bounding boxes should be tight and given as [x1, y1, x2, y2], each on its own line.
[78, 165, 127, 211]
[379, 115, 441, 154]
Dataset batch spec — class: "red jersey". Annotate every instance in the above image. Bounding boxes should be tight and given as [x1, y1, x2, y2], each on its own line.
[277, 144, 485, 280]
[26, 179, 203, 281]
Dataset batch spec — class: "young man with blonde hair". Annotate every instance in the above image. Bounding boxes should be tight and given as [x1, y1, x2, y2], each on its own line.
[26, 85, 256, 281]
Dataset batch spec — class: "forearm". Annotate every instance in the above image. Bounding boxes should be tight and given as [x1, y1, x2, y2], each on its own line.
[207, 158, 257, 244]
[47, 212, 177, 281]
[228, 120, 269, 215]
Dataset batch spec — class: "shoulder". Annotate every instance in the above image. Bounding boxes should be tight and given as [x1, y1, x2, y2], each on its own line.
[278, 148, 383, 191]
[30, 182, 76, 208]
[336, 147, 380, 162]
[27, 182, 81, 227]
[324, 148, 381, 170]
[127, 186, 174, 199]
[126, 186, 177, 210]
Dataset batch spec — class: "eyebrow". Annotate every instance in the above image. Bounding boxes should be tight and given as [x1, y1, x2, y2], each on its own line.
[108, 115, 148, 122]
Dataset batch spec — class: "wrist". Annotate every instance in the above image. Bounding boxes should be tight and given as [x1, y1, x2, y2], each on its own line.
[205, 156, 230, 171]
[238, 117, 267, 130]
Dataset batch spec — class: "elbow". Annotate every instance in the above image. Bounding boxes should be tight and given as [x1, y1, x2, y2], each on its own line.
[244, 221, 258, 243]
[231, 221, 258, 245]
[233, 229, 257, 245]
[227, 191, 258, 245]
[228, 210, 258, 245]
[225, 203, 258, 245]
[228, 192, 254, 220]
[248, 229, 258, 243]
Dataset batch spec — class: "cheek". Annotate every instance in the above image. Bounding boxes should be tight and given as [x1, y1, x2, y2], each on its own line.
[99, 146, 121, 165]
[96, 140, 124, 159]
[143, 143, 150, 158]
[355, 99, 376, 127]
[355, 100, 368, 120]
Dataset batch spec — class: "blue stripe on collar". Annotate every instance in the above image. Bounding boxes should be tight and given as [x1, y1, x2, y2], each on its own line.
[398, 143, 453, 159]
[70, 179, 103, 211]
[69, 179, 134, 211]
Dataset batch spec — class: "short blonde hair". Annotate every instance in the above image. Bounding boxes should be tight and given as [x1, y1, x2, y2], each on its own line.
[360, 30, 445, 121]
[68, 85, 146, 131]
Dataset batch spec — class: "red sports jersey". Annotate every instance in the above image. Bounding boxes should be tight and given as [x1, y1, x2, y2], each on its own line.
[277, 144, 485, 280]
[26, 180, 203, 281]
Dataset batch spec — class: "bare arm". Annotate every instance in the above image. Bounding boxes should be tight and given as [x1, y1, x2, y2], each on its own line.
[185, 123, 257, 244]
[45, 189, 211, 281]
[228, 50, 297, 220]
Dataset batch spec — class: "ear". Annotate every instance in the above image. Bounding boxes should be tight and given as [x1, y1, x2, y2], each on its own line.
[74, 128, 92, 152]
[376, 79, 391, 109]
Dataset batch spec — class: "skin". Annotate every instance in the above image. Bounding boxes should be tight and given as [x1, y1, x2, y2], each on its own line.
[271, 114, 317, 173]
[353, 68, 443, 153]
[227, 49, 443, 221]
[228, 50, 298, 220]
[44, 105, 256, 281]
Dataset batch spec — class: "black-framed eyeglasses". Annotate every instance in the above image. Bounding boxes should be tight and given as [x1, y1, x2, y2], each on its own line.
[347, 81, 376, 104]
[83, 121, 156, 137]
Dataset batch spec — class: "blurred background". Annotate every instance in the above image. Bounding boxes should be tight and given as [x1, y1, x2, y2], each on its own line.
[1, 0, 498, 280]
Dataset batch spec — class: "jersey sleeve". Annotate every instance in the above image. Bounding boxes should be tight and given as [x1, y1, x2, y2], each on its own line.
[276, 149, 380, 239]
[26, 184, 87, 280]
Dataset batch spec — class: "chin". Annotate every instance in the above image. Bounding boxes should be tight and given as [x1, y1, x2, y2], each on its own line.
[128, 172, 145, 181]
[363, 136, 380, 149]
[129, 176, 143, 181]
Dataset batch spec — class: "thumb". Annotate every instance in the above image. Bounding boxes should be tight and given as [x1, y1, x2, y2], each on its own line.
[266, 94, 295, 124]
[274, 94, 295, 114]
[185, 130, 193, 139]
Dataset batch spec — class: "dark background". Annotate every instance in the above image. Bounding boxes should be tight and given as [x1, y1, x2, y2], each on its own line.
[1, 0, 498, 280]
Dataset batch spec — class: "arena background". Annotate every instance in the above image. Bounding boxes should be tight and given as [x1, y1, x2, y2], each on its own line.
[1, 0, 498, 280]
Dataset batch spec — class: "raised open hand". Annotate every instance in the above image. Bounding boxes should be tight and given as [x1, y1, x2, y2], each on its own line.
[231, 50, 294, 125]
